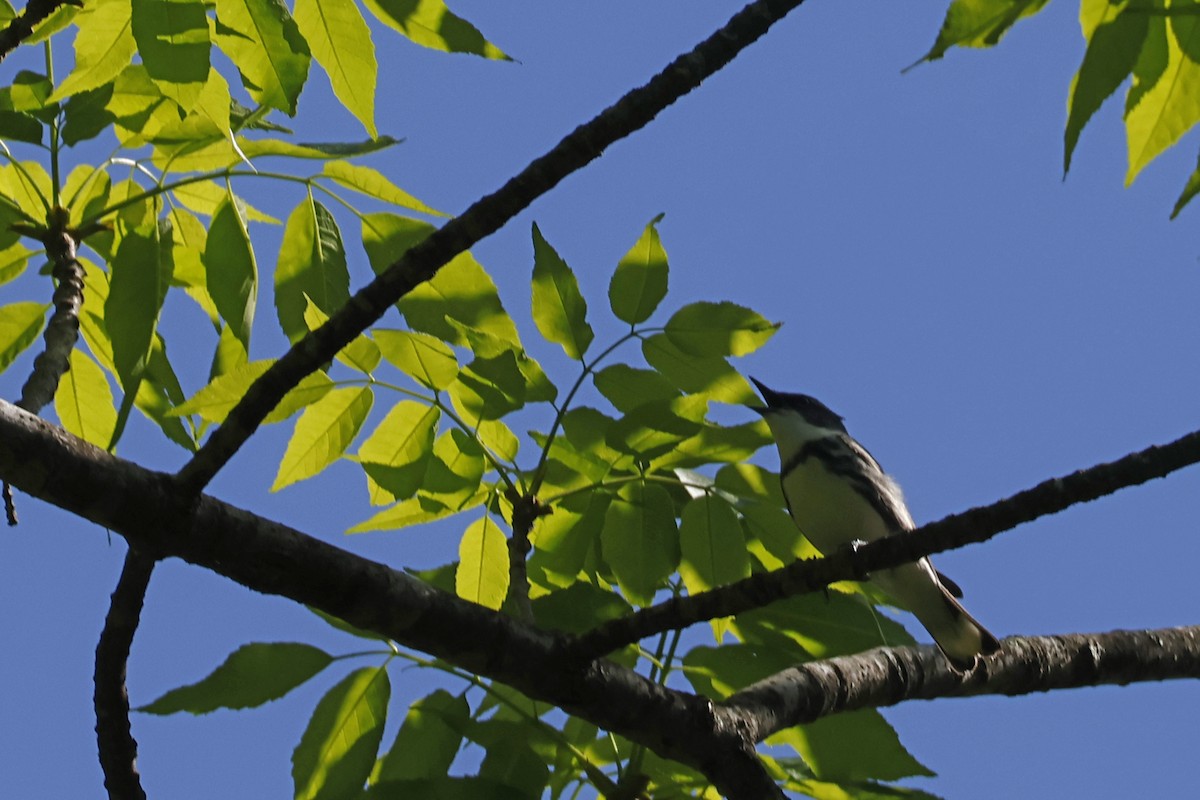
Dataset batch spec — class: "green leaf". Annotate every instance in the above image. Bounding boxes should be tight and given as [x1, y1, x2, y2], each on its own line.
[135, 335, 197, 451]
[600, 482, 679, 607]
[530, 582, 630, 633]
[361, 0, 509, 59]
[107, 222, 173, 394]
[302, 297, 381, 373]
[449, 350, 527, 421]
[374, 329, 458, 389]
[131, 0, 211, 109]
[1125, 11, 1200, 184]
[0, 301, 47, 374]
[641, 333, 756, 403]
[292, 666, 390, 800]
[51, 0, 137, 100]
[530, 222, 593, 360]
[530, 491, 609, 586]
[739, 499, 807, 564]
[0, 240, 32, 287]
[321, 160, 443, 216]
[918, 0, 1050, 64]
[204, 196, 257, 351]
[653, 419, 773, 471]
[421, 428, 486, 504]
[372, 690, 468, 783]
[138, 642, 332, 714]
[609, 213, 667, 325]
[310, 607, 389, 641]
[1065, 2, 1147, 175]
[456, 514, 509, 609]
[678, 495, 750, 594]
[214, 0, 311, 115]
[273, 385, 373, 490]
[62, 85, 116, 146]
[784, 709, 933, 782]
[349, 491, 467, 532]
[0, 110, 43, 145]
[170, 360, 332, 423]
[54, 349, 118, 448]
[664, 301, 779, 358]
[275, 196, 350, 343]
[373, 236, 520, 347]
[294, 0, 377, 136]
[682, 643, 797, 697]
[357, 400, 439, 501]
[606, 394, 707, 460]
[239, 134, 401, 159]
[364, 778, 528, 800]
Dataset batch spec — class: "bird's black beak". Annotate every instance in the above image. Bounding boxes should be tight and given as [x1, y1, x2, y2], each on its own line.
[749, 376, 776, 415]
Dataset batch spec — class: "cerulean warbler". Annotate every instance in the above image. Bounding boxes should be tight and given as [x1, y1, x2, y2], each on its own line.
[751, 378, 1000, 670]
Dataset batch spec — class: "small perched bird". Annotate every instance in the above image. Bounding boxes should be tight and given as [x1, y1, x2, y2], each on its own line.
[751, 378, 1000, 671]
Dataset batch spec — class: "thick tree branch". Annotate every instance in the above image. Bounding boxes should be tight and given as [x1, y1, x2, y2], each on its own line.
[175, 0, 812, 494]
[725, 626, 1200, 743]
[0, 0, 75, 62]
[0, 400, 773, 792]
[572, 426, 1200, 658]
[94, 547, 155, 800]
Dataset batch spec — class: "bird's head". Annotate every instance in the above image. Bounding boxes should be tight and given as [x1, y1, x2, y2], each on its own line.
[750, 377, 848, 443]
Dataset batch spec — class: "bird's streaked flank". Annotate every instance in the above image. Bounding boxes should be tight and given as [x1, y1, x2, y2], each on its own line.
[751, 378, 1000, 671]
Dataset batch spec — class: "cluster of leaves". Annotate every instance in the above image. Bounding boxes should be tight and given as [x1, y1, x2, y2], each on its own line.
[921, 0, 1200, 216]
[140, 216, 940, 798]
[0, 0, 506, 449]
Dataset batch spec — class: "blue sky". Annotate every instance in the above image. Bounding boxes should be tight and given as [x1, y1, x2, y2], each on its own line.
[2, 1, 1200, 797]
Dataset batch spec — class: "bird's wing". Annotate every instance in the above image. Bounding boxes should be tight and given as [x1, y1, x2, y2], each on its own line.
[796, 431, 916, 532]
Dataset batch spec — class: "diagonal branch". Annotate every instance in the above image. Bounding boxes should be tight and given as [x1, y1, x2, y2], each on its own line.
[175, 0, 813, 495]
[0, 0, 76, 62]
[571, 426, 1200, 658]
[0, 399, 776, 795]
[94, 547, 155, 800]
[725, 626, 1200, 743]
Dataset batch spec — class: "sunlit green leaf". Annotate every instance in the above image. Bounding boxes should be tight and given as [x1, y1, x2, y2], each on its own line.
[0, 302, 48, 374]
[372, 690, 469, 783]
[131, 0, 211, 109]
[652, 419, 773, 470]
[171, 180, 277, 223]
[54, 349, 118, 448]
[303, 296, 381, 373]
[679, 495, 750, 594]
[421, 428, 486, 504]
[1126, 12, 1200, 184]
[918, 0, 1050, 64]
[374, 329, 458, 389]
[239, 134, 401, 159]
[665, 301, 779, 358]
[739, 499, 807, 564]
[591, 364, 679, 414]
[292, 667, 390, 800]
[0, 161, 51, 218]
[107, 222, 172, 393]
[784, 710, 933, 782]
[530, 491, 609, 586]
[361, 0, 509, 59]
[348, 491, 471, 532]
[273, 385, 373, 490]
[600, 481, 678, 606]
[138, 642, 332, 714]
[456, 514, 508, 609]
[1065, 1, 1146, 175]
[609, 213, 667, 325]
[606, 394, 706, 460]
[642, 333, 756, 403]
[204, 196, 257, 350]
[449, 349, 526, 421]
[357, 400, 439, 501]
[214, 0, 311, 115]
[0, 240, 32, 287]
[321, 160, 443, 216]
[51, 0, 137, 100]
[134, 335, 197, 451]
[275, 197, 351, 342]
[295, 0, 377, 136]
[530, 223, 593, 360]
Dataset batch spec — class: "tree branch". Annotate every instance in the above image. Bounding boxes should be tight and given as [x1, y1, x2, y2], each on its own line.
[0, 0, 75, 63]
[725, 626, 1200, 743]
[175, 0, 813, 495]
[571, 426, 1200, 658]
[94, 547, 155, 800]
[0, 400, 771, 790]
[5, 223, 85, 524]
